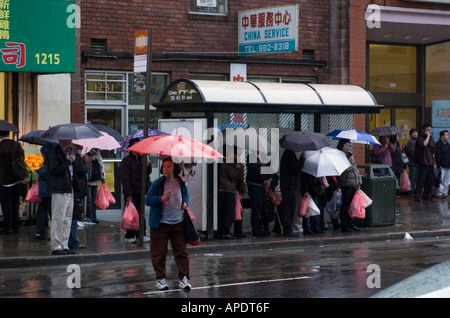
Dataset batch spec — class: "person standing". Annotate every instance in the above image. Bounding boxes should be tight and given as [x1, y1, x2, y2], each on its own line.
[414, 124, 436, 202]
[145, 156, 191, 291]
[246, 151, 279, 237]
[85, 148, 105, 224]
[372, 135, 395, 175]
[217, 146, 244, 239]
[390, 134, 403, 198]
[31, 143, 52, 240]
[47, 139, 78, 255]
[336, 139, 362, 233]
[405, 128, 419, 198]
[68, 145, 88, 253]
[120, 138, 151, 243]
[435, 130, 450, 199]
[0, 130, 27, 235]
[277, 148, 305, 237]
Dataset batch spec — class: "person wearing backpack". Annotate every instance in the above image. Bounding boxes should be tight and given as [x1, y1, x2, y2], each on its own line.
[85, 148, 105, 224]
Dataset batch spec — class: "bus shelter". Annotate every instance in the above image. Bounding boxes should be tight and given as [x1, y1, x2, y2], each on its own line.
[154, 79, 382, 238]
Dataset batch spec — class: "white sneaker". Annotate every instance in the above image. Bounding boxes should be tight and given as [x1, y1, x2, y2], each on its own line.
[156, 278, 169, 290]
[125, 237, 136, 244]
[179, 276, 191, 290]
[143, 235, 150, 243]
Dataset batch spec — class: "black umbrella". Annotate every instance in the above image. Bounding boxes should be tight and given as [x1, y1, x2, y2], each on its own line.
[0, 119, 19, 133]
[90, 124, 124, 142]
[41, 123, 103, 141]
[369, 126, 402, 136]
[19, 130, 58, 145]
[279, 131, 329, 152]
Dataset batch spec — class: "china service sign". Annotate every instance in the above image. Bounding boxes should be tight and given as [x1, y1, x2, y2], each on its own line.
[238, 5, 298, 56]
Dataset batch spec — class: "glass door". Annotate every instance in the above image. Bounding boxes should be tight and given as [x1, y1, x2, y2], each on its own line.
[86, 107, 125, 210]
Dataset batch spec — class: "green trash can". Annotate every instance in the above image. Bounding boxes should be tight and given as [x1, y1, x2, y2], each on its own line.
[354, 164, 396, 227]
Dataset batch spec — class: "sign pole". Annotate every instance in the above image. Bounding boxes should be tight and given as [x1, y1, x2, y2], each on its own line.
[138, 27, 152, 247]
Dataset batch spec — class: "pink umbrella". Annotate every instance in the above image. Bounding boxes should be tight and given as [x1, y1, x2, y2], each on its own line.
[127, 134, 224, 160]
[73, 131, 121, 150]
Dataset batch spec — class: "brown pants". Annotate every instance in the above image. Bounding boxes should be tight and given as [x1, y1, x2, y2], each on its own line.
[150, 221, 190, 280]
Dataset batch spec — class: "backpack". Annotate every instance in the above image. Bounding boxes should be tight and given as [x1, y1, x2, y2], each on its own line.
[89, 159, 102, 181]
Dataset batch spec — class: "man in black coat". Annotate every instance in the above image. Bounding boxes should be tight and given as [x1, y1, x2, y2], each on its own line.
[0, 130, 26, 235]
[47, 140, 78, 255]
[120, 138, 152, 243]
[414, 124, 436, 202]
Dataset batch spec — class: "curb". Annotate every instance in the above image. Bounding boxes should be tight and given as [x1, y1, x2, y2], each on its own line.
[2, 228, 450, 269]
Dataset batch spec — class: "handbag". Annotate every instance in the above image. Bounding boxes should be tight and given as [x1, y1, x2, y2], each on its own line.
[325, 189, 341, 219]
[120, 201, 139, 231]
[184, 209, 200, 246]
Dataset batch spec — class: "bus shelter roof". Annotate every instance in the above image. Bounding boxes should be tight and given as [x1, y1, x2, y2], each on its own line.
[154, 79, 382, 115]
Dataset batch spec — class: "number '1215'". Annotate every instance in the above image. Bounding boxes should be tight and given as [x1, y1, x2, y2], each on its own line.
[35, 53, 60, 65]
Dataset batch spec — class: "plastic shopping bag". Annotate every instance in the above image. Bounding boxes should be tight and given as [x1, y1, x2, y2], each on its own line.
[400, 170, 411, 192]
[120, 201, 139, 231]
[306, 195, 320, 217]
[325, 189, 341, 219]
[95, 183, 115, 210]
[358, 189, 372, 208]
[25, 181, 41, 204]
[298, 194, 310, 217]
[349, 190, 366, 219]
[235, 191, 242, 221]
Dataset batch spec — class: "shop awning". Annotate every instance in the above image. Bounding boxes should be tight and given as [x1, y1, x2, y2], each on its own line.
[154, 79, 382, 114]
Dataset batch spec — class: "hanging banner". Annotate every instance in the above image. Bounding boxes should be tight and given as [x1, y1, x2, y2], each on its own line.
[0, 0, 76, 73]
[238, 4, 298, 56]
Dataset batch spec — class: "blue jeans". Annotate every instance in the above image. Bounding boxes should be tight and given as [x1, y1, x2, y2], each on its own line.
[68, 219, 80, 249]
[86, 185, 98, 222]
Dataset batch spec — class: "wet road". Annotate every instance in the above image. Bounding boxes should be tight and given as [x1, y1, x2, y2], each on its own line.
[1, 235, 450, 299]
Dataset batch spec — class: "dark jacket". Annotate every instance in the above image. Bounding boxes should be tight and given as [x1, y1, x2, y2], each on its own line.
[47, 144, 79, 194]
[246, 155, 279, 190]
[218, 162, 246, 194]
[73, 153, 87, 199]
[405, 138, 417, 166]
[0, 138, 26, 185]
[120, 152, 151, 197]
[37, 166, 51, 198]
[415, 133, 436, 166]
[436, 140, 450, 169]
[279, 149, 304, 191]
[145, 175, 189, 229]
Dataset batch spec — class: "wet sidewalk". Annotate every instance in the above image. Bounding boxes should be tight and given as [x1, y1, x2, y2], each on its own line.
[1, 196, 450, 268]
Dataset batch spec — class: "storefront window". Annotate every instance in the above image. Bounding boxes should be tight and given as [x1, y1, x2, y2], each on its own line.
[426, 41, 450, 109]
[127, 72, 168, 134]
[369, 44, 417, 93]
[86, 72, 126, 103]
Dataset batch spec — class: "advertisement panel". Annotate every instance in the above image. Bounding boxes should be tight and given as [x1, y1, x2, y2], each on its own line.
[0, 0, 76, 73]
[238, 4, 298, 56]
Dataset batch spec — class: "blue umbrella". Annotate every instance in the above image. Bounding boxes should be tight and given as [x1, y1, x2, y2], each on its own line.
[328, 129, 380, 145]
[119, 129, 168, 151]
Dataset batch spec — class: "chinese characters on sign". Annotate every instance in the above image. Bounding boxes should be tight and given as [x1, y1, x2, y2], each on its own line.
[238, 5, 298, 56]
[0, 0, 76, 73]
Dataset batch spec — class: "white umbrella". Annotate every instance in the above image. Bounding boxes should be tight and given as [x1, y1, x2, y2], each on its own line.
[302, 147, 351, 177]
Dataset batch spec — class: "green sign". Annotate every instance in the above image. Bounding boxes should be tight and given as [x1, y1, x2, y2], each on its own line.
[0, 0, 76, 73]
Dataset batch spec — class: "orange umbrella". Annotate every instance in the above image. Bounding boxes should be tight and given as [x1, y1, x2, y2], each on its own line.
[127, 134, 224, 160]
